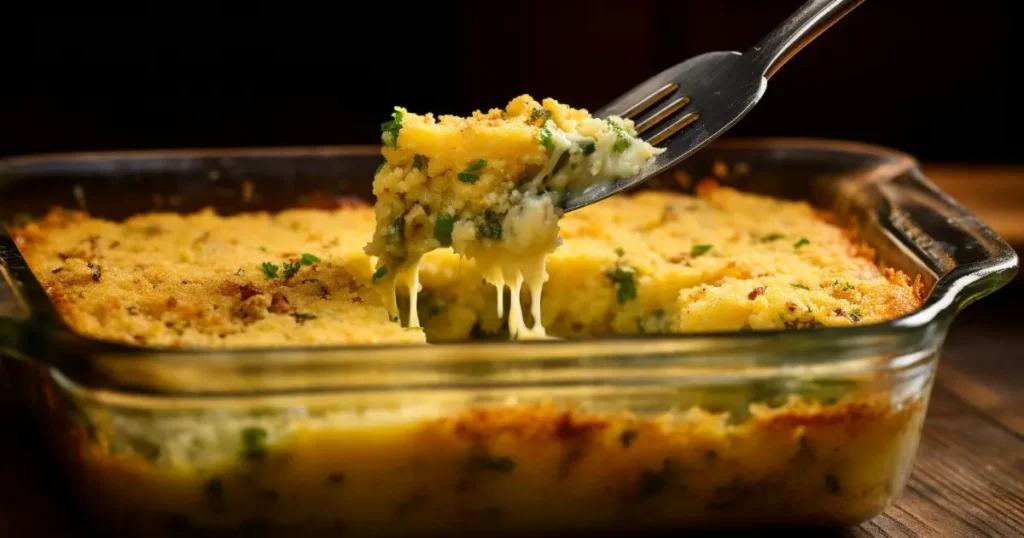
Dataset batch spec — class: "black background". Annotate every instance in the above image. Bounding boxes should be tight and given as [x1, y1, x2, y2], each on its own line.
[2, 2, 1021, 163]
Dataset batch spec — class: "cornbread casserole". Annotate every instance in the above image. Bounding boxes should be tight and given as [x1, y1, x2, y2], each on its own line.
[7, 104, 930, 537]
[366, 95, 662, 338]
[13, 183, 923, 347]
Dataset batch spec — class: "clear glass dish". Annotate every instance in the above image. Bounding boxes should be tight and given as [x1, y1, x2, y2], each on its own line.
[0, 139, 1016, 537]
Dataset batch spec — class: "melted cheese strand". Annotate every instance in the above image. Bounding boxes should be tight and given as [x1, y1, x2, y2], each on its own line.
[496, 276, 505, 319]
[407, 257, 423, 328]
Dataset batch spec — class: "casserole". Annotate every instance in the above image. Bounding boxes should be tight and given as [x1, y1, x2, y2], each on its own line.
[0, 139, 1016, 537]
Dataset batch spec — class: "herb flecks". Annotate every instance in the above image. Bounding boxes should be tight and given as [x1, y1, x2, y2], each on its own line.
[381, 107, 404, 147]
[761, 232, 785, 243]
[372, 265, 388, 284]
[538, 127, 554, 151]
[690, 244, 713, 257]
[412, 154, 429, 171]
[282, 261, 302, 280]
[530, 108, 552, 124]
[240, 427, 268, 460]
[794, 237, 810, 249]
[607, 265, 637, 305]
[292, 312, 317, 324]
[458, 160, 487, 183]
[434, 213, 455, 246]
[606, 119, 632, 153]
[791, 283, 810, 290]
[260, 262, 279, 279]
[479, 213, 503, 240]
[577, 138, 596, 156]
[300, 253, 321, 266]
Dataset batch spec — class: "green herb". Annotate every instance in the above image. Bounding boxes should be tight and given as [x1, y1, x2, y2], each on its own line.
[380, 107, 403, 147]
[538, 127, 553, 151]
[607, 265, 637, 305]
[458, 160, 487, 182]
[791, 283, 810, 290]
[300, 253, 321, 266]
[258, 246, 268, 253]
[240, 427, 268, 460]
[530, 108, 551, 124]
[761, 232, 785, 243]
[690, 244, 713, 257]
[606, 119, 632, 153]
[479, 214, 503, 240]
[375, 162, 386, 175]
[292, 312, 317, 323]
[372, 265, 388, 284]
[282, 261, 302, 280]
[412, 154, 429, 171]
[794, 237, 810, 249]
[849, 309, 862, 322]
[434, 213, 455, 246]
[614, 247, 625, 257]
[260, 262, 279, 279]
[389, 215, 405, 243]
[577, 138, 596, 156]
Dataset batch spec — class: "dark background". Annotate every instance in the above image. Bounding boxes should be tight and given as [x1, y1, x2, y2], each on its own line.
[1, 2, 1022, 163]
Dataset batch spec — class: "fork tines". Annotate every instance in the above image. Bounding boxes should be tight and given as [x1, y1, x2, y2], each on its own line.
[621, 83, 700, 146]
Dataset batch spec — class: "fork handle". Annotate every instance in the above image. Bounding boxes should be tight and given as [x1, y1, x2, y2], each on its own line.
[747, 0, 864, 79]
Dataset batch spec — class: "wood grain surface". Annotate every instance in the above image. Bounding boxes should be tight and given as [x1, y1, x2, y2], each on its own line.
[1, 165, 1021, 538]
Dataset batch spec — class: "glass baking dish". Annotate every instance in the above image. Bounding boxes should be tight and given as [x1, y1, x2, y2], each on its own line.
[0, 139, 1016, 537]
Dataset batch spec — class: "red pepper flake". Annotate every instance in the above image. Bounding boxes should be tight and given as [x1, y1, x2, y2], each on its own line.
[166, 297, 178, 308]
[748, 286, 766, 300]
[785, 301, 797, 312]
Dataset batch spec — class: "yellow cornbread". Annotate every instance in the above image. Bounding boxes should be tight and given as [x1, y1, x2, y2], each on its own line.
[12, 181, 924, 348]
[365, 95, 663, 338]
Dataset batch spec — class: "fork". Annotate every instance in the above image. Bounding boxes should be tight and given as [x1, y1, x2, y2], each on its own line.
[562, 0, 864, 212]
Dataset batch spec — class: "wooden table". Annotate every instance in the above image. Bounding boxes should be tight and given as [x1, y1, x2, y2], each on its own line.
[1, 166, 1022, 538]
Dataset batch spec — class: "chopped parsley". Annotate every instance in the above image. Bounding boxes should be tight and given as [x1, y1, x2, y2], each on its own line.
[300, 253, 321, 266]
[615, 247, 625, 257]
[761, 232, 785, 242]
[371, 265, 388, 284]
[791, 283, 810, 290]
[380, 107, 403, 147]
[577, 138, 596, 156]
[458, 160, 487, 183]
[434, 213, 455, 246]
[389, 215, 405, 242]
[260, 262, 279, 279]
[606, 119, 632, 153]
[412, 154, 429, 171]
[375, 162, 386, 175]
[538, 127, 553, 151]
[479, 214, 503, 240]
[607, 265, 637, 305]
[240, 427, 268, 460]
[794, 237, 810, 249]
[690, 244, 713, 257]
[530, 108, 552, 124]
[282, 261, 302, 280]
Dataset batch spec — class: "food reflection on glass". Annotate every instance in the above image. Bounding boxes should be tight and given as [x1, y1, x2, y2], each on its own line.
[7, 97, 937, 537]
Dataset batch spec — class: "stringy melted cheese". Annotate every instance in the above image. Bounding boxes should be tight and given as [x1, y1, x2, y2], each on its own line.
[364, 95, 663, 338]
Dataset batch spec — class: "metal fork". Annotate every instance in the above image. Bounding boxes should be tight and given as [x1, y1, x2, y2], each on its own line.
[563, 0, 864, 212]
